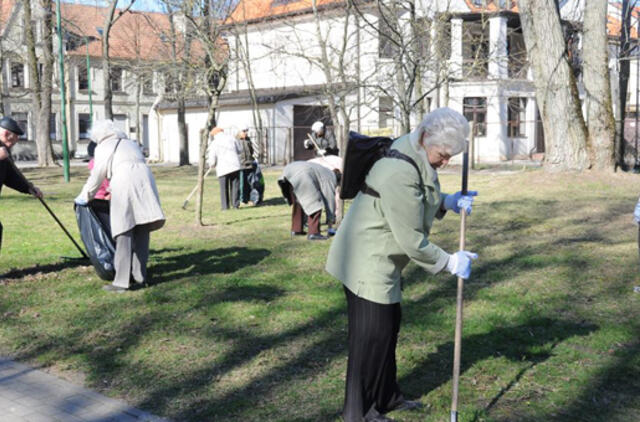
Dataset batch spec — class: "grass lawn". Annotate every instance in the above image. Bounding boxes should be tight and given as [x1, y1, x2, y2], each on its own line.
[1, 164, 640, 422]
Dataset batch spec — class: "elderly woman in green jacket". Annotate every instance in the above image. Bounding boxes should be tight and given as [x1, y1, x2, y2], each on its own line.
[326, 107, 478, 422]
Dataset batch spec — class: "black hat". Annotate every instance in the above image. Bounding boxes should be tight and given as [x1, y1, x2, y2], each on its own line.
[0, 116, 24, 136]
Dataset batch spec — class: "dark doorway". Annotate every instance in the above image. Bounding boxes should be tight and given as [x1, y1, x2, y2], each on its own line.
[293, 105, 332, 161]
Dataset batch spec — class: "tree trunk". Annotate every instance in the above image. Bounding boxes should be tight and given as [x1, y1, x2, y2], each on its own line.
[102, 1, 135, 121]
[518, 0, 589, 171]
[582, 1, 615, 170]
[617, 0, 632, 169]
[23, 0, 54, 166]
[237, 23, 264, 161]
[135, 75, 141, 144]
[102, 1, 117, 120]
[177, 94, 189, 165]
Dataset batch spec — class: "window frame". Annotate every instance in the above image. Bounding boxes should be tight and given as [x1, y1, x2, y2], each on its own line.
[463, 97, 487, 137]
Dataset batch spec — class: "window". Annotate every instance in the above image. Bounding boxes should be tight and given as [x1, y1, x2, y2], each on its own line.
[110, 67, 123, 92]
[378, 17, 399, 59]
[78, 64, 89, 90]
[11, 112, 28, 139]
[508, 97, 527, 137]
[435, 19, 451, 61]
[378, 96, 394, 129]
[414, 18, 431, 58]
[508, 25, 528, 79]
[463, 97, 487, 137]
[462, 21, 489, 79]
[11, 63, 24, 88]
[78, 113, 91, 139]
[164, 74, 176, 94]
[113, 115, 128, 137]
[143, 73, 154, 95]
[49, 113, 57, 140]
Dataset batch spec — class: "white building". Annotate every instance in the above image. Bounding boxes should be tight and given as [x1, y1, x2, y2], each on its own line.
[0, 1, 171, 158]
[155, 0, 638, 165]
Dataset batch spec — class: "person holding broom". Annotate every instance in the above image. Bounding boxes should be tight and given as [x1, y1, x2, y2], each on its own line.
[326, 107, 478, 422]
[0, 117, 42, 253]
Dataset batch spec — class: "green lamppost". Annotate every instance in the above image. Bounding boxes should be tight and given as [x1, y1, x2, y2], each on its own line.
[55, 0, 70, 182]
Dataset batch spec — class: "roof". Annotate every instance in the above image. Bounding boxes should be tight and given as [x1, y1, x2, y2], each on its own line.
[463, 0, 519, 13]
[227, 0, 345, 24]
[61, 3, 174, 62]
[0, 0, 15, 34]
[158, 84, 331, 110]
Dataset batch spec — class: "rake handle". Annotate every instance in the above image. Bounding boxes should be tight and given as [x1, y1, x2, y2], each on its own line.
[451, 148, 470, 422]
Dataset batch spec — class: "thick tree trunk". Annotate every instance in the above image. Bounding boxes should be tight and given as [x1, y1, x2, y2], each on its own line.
[582, 1, 615, 170]
[23, 0, 54, 166]
[519, 0, 589, 171]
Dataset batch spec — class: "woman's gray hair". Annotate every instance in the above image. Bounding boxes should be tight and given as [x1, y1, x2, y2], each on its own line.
[89, 119, 127, 144]
[414, 107, 470, 156]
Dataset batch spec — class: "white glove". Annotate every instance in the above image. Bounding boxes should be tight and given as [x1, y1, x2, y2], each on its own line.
[446, 251, 478, 279]
[317, 148, 326, 155]
[74, 195, 88, 206]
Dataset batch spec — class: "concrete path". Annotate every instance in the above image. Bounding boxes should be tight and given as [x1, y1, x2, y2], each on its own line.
[0, 357, 170, 422]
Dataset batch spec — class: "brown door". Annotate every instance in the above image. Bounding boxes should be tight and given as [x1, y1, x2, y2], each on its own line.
[293, 105, 333, 161]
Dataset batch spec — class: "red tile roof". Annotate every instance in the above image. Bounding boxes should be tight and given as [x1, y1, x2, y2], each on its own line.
[61, 3, 175, 62]
[228, 0, 343, 24]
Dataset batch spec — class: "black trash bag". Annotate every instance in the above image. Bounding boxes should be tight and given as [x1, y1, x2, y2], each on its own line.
[248, 161, 265, 205]
[74, 202, 115, 281]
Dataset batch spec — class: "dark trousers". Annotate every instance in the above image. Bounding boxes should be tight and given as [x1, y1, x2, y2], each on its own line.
[0, 220, 3, 254]
[289, 190, 321, 235]
[89, 199, 112, 240]
[218, 171, 240, 210]
[239, 169, 251, 203]
[343, 286, 404, 421]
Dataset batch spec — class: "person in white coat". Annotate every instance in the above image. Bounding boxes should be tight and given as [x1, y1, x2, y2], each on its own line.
[75, 119, 165, 293]
[208, 127, 242, 210]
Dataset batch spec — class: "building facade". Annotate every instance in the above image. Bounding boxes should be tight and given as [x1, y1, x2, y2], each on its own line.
[154, 0, 636, 165]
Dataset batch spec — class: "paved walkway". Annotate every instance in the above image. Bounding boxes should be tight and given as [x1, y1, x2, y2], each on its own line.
[0, 357, 170, 422]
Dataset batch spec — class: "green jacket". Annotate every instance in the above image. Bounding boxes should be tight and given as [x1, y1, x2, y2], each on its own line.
[325, 134, 450, 304]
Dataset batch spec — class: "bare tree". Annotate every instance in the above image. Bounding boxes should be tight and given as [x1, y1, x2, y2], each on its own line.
[518, 0, 590, 170]
[353, 0, 451, 134]
[582, 1, 616, 170]
[617, 0, 634, 168]
[183, 0, 231, 224]
[22, 0, 55, 166]
[230, 16, 265, 161]
[102, 0, 136, 120]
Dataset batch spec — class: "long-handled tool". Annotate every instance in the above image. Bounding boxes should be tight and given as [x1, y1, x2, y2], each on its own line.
[182, 166, 213, 209]
[306, 133, 326, 157]
[4, 155, 88, 259]
[451, 143, 470, 422]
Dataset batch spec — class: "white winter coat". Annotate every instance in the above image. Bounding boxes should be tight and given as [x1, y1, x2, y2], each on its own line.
[208, 133, 242, 177]
[78, 134, 165, 238]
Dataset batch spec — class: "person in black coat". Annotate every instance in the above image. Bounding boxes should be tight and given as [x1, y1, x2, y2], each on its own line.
[0, 116, 42, 253]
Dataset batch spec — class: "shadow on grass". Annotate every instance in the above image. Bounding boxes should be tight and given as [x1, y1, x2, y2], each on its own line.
[0, 257, 89, 280]
[149, 246, 271, 284]
[256, 196, 286, 207]
[4, 189, 639, 421]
